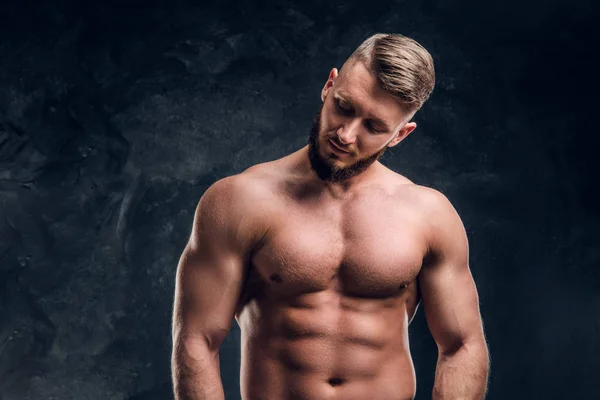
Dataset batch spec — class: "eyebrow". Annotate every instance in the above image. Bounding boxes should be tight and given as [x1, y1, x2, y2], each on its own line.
[333, 93, 392, 132]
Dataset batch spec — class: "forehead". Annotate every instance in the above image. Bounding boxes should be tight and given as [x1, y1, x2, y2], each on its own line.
[334, 61, 407, 125]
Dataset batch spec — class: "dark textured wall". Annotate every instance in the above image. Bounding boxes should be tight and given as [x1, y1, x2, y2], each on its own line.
[1, 0, 598, 399]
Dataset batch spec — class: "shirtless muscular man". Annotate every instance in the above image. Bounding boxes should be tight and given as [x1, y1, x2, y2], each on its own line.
[172, 33, 490, 400]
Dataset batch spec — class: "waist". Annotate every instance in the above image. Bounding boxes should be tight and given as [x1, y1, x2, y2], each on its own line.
[240, 332, 416, 400]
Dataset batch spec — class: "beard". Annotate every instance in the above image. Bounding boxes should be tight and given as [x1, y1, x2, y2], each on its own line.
[307, 104, 387, 183]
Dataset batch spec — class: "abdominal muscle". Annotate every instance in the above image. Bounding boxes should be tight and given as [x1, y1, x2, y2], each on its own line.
[236, 289, 418, 400]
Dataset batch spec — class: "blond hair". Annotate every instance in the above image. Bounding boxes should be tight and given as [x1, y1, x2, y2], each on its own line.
[346, 33, 435, 111]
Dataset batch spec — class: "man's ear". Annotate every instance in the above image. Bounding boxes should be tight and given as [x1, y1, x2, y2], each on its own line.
[321, 68, 339, 102]
[387, 122, 417, 148]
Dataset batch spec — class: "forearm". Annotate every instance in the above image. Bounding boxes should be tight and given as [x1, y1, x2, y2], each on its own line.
[432, 340, 490, 400]
[172, 336, 225, 400]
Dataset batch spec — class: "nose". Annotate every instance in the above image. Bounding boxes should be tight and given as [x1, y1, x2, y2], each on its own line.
[336, 120, 360, 145]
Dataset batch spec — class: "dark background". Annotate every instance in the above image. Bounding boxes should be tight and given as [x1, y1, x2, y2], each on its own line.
[1, 0, 598, 399]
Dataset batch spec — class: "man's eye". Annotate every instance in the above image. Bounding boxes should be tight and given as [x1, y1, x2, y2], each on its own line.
[336, 101, 352, 115]
[366, 122, 381, 133]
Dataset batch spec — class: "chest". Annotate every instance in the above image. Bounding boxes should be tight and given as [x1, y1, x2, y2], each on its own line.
[250, 194, 427, 298]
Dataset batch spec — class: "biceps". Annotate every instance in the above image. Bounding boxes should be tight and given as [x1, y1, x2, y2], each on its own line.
[173, 243, 246, 349]
[418, 262, 483, 353]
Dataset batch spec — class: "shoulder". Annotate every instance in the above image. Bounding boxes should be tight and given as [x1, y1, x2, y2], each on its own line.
[407, 185, 468, 260]
[386, 177, 467, 251]
[378, 164, 453, 213]
[192, 163, 278, 250]
[384, 171, 453, 212]
[201, 162, 279, 209]
[405, 184, 458, 218]
[379, 165, 444, 207]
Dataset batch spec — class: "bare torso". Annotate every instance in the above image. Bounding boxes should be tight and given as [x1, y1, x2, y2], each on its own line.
[234, 149, 433, 400]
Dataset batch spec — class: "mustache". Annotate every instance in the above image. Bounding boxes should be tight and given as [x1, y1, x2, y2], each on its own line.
[326, 136, 355, 154]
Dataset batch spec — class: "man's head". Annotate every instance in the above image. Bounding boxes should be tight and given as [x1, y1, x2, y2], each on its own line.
[308, 33, 435, 183]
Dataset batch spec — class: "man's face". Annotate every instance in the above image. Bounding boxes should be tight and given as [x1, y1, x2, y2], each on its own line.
[308, 61, 416, 183]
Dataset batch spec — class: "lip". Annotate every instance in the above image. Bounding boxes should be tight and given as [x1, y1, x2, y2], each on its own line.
[328, 139, 350, 154]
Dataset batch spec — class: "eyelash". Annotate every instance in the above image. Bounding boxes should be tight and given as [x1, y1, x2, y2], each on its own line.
[335, 101, 352, 115]
[366, 123, 380, 133]
[335, 100, 382, 133]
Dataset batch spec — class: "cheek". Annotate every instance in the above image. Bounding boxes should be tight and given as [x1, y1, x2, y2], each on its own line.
[321, 104, 343, 133]
[360, 135, 390, 153]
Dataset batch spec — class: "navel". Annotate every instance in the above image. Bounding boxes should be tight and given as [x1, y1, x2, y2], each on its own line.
[327, 377, 345, 386]
[269, 273, 283, 283]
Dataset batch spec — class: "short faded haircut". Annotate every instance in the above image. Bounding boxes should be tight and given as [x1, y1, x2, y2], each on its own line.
[345, 33, 435, 112]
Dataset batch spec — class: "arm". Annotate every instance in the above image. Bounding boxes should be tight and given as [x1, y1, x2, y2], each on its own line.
[417, 189, 490, 400]
[171, 176, 261, 400]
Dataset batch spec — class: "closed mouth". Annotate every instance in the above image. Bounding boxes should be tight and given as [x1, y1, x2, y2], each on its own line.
[329, 139, 350, 153]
